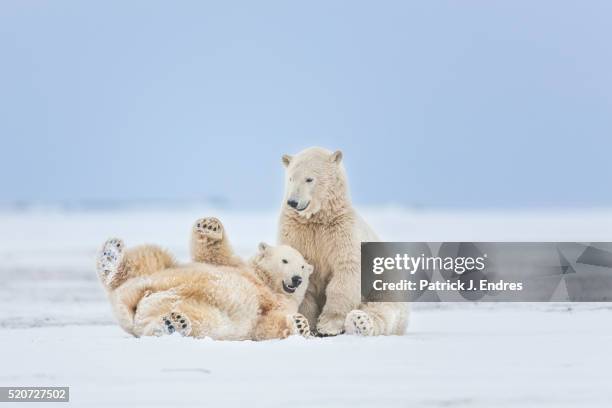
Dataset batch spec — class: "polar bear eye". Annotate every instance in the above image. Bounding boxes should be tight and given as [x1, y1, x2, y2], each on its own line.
[305, 178, 313, 183]
[282, 259, 288, 264]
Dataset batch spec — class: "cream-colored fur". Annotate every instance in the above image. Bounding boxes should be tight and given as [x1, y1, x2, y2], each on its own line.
[97, 218, 313, 341]
[278, 147, 409, 336]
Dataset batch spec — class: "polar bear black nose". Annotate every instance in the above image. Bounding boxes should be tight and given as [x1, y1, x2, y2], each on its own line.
[287, 199, 299, 209]
[291, 276, 303, 287]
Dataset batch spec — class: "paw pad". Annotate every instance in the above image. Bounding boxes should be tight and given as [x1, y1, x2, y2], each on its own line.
[344, 310, 374, 336]
[162, 313, 192, 336]
[96, 238, 125, 285]
[290, 314, 311, 338]
[194, 217, 224, 241]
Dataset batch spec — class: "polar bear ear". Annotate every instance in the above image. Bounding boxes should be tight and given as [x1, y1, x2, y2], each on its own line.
[282, 154, 292, 167]
[330, 150, 343, 164]
[258, 242, 270, 253]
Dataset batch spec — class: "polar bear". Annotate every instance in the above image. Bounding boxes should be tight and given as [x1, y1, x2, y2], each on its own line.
[278, 147, 409, 336]
[96, 217, 313, 341]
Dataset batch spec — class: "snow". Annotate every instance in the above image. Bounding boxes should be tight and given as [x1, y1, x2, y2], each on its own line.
[1, 207, 611, 407]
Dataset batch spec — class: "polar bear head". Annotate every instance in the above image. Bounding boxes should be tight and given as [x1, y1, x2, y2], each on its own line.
[281, 147, 348, 219]
[252, 242, 313, 300]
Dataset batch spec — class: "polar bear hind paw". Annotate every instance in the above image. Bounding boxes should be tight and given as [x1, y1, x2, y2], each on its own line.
[289, 313, 311, 338]
[97, 238, 125, 287]
[345, 310, 374, 336]
[194, 217, 224, 242]
[161, 312, 192, 336]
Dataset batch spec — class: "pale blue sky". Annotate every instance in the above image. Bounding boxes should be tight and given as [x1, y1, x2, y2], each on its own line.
[1, 1, 611, 209]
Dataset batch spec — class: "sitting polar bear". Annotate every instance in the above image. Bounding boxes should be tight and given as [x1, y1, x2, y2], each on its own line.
[278, 147, 409, 336]
[96, 217, 313, 341]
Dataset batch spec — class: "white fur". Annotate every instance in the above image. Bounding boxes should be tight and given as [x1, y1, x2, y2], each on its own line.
[278, 147, 409, 336]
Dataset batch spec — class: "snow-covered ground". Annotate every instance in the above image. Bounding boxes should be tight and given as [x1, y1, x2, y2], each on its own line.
[1, 207, 611, 407]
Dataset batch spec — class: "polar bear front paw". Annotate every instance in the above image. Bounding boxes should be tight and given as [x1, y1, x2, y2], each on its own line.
[316, 313, 345, 337]
[344, 310, 374, 336]
[193, 217, 224, 242]
[161, 312, 192, 336]
[96, 238, 125, 287]
[288, 313, 311, 338]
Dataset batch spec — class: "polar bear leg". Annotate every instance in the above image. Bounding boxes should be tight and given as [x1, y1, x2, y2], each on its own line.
[345, 303, 409, 336]
[131, 290, 190, 337]
[316, 267, 361, 336]
[96, 238, 176, 290]
[135, 312, 193, 337]
[252, 312, 311, 340]
[191, 217, 243, 266]
[297, 286, 321, 328]
[96, 238, 128, 289]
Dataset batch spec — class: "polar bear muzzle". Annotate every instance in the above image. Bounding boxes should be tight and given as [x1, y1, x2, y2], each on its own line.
[282, 275, 303, 293]
[287, 199, 310, 212]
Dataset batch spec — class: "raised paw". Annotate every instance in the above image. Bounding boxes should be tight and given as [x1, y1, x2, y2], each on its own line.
[288, 313, 311, 338]
[344, 310, 374, 336]
[96, 238, 125, 287]
[161, 312, 192, 336]
[193, 217, 224, 242]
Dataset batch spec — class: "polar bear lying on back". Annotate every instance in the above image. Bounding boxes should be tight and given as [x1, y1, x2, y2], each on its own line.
[96, 217, 313, 340]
